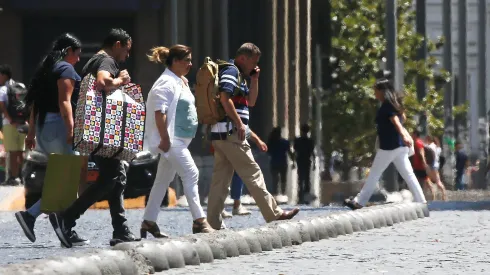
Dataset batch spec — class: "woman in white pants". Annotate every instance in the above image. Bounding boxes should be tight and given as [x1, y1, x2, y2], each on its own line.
[344, 78, 427, 209]
[141, 45, 214, 238]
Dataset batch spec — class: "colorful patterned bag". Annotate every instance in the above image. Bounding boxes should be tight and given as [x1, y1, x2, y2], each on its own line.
[73, 74, 146, 161]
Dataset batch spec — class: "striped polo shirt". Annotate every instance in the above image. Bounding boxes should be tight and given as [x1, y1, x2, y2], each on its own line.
[211, 60, 249, 140]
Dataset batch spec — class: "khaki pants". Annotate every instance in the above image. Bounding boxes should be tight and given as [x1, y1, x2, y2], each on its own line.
[207, 133, 282, 229]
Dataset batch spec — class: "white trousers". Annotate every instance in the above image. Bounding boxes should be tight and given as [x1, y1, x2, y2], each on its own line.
[354, 146, 427, 206]
[143, 138, 206, 222]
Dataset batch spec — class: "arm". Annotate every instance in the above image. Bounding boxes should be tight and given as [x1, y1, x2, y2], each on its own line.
[96, 70, 125, 94]
[248, 130, 267, 152]
[57, 78, 75, 141]
[152, 85, 174, 152]
[155, 111, 169, 141]
[389, 115, 412, 147]
[0, 87, 13, 125]
[247, 78, 259, 107]
[25, 105, 36, 150]
[0, 102, 12, 125]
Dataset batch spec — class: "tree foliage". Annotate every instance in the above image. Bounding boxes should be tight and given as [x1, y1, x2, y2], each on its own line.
[323, 0, 452, 177]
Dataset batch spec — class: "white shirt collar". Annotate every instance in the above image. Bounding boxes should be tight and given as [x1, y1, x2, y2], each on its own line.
[163, 68, 188, 86]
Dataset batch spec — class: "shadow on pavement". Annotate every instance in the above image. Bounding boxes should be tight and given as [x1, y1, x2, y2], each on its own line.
[429, 201, 490, 211]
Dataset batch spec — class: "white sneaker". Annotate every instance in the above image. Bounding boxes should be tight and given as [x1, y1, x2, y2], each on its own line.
[232, 204, 251, 216]
[221, 209, 233, 219]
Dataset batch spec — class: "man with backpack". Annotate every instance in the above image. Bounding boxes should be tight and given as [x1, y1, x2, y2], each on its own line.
[0, 64, 28, 185]
[195, 43, 300, 230]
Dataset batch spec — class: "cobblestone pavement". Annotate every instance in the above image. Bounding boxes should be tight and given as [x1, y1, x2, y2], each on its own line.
[161, 203, 490, 275]
[0, 205, 342, 265]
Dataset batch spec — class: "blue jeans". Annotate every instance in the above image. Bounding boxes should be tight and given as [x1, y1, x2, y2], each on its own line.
[230, 172, 244, 200]
[455, 173, 466, 190]
[27, 113, 74, 218]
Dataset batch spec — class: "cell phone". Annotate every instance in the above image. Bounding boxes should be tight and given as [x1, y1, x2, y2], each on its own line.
[250, 69, 257, 76]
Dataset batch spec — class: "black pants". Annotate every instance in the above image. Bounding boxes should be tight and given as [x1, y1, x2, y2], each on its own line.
[270, 164, 288, 195]
[297, 165, 311, 202]
[62, 156, 128, 233]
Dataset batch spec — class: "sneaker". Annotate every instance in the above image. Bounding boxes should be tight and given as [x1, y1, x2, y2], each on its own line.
[232, 204, 251, 216]
[220, 220, 227, 230]
[221, 209, 233, 219]
[110, 228, 141, 246]
[3, 177, 21, 186]
[61, 231, 90, 248]
[15, 211, 36, 242]
[48, 213, 72, 248]
[343, 197, 363, 210]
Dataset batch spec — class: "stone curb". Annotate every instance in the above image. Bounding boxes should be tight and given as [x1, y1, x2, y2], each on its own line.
[0, 202, 429, 274]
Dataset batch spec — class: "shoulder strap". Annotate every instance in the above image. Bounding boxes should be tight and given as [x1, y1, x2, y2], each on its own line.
[216, 60, 244, 96]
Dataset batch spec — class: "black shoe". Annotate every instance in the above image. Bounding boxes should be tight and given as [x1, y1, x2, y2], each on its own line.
[110, 228, 141, 246]
[3, 177, 21, 186]
[15, 211, 36, 242]
[343, 198, 363, 210]
[61, 231, 90, 248]
[48, 213, 72, 248]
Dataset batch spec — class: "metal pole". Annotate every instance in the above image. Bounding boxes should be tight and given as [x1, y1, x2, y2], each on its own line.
[458, 0, 468, 144]
[416, 0, 427, 136]
[442, 0, 454, 186]
[477, 0, 488, 189]
[383, 0, 399, 192]
[315, 44, 323, 151]
[170, 0, 178, 45]
[221, 0, 229, 59]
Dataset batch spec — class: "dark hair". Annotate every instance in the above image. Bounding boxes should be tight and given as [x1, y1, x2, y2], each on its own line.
[26, 33, 82, 126]
[147, 45, 192, 67]
[374, 77, 404, 113]
[412, 130, 421, 137]
[300, 124, 311, 133]
[236, 42, 261, 58]
[0, 64, 12, 79]
[102, 28, 132, 48]
[268, 127, 282, 144]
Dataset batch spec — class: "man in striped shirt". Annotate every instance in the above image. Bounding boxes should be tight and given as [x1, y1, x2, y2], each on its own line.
[206, 43, 300, 230]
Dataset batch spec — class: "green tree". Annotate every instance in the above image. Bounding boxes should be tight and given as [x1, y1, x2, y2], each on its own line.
[323, 0, 451, 179]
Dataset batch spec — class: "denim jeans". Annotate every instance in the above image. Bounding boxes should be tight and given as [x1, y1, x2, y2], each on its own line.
[230, 172, 244, 200]
[27, 113, 74, 218]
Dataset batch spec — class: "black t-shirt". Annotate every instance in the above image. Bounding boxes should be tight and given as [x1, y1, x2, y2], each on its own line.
[43, 61, 81, 114]
[81, 53, 120, 79]
[294, 136, 315, 166]
[376, 101, 403, 150]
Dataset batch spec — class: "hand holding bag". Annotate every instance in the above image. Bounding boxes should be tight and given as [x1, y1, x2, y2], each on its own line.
[40, 154, 88, 213]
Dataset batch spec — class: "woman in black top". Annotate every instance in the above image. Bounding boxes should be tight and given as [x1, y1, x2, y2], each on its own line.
[344, 78, 427, 209]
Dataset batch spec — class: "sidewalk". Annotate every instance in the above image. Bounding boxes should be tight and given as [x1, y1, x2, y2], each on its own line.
[161, 206, 490, 275]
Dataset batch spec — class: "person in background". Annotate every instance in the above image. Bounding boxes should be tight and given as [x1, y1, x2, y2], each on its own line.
[142, 44, 214, 238]
[0, 64, 26, 185]
[14, 33, 88, 246]
[425, 135, 447, 200]
[222, 129, 268, 218]
[455, 141, 469, 190]
[293, 124, 316, 204]
[267, 127, 294, 196]
[411, 130, 435, 200]
[344, 78, 426, 210]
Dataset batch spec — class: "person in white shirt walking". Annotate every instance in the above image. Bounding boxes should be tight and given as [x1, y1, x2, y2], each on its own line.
[142, 44, 214, 238]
